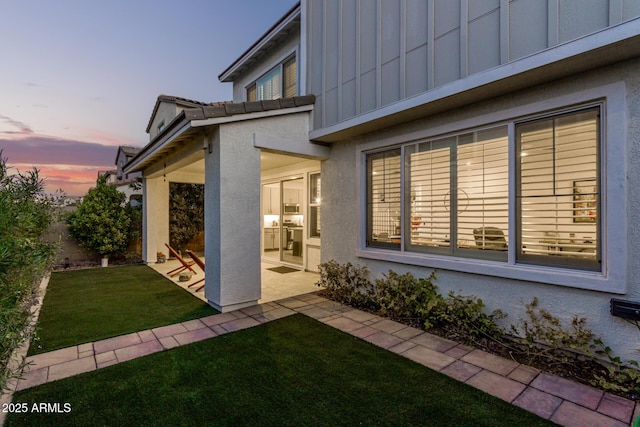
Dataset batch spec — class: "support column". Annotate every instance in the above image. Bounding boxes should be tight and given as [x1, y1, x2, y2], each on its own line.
[204, 125, 262, 312]
[142, 175, 170, 264]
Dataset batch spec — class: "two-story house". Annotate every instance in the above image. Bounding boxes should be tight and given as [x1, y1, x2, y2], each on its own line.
[126, 1, 640, 360]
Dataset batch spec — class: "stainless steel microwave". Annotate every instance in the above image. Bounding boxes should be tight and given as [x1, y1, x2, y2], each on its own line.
[283, 203, 300, 214]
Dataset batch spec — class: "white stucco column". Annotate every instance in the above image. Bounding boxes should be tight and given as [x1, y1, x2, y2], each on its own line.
[204, 125, 261, 312]
[142, 176, 170, 264]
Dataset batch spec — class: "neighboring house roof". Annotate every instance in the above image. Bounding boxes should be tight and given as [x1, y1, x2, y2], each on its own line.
[116, 145, 141, 164]
[218, 2, 301, 83]
[125, 94, 315, 174]
[144, 94, 227, 134]
[118, 146, 140, 157]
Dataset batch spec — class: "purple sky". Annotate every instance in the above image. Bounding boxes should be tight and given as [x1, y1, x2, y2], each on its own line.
[0, 0, 298, 195]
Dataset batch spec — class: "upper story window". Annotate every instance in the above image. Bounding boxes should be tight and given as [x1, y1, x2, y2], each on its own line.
[247, 55, 296, 102]
[366, 106, 601, 272]
[157, 121, 165, 134]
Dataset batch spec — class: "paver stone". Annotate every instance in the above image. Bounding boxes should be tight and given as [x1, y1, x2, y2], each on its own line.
[551, 401, 628, 427]
[531, 372, 603, 410]
[513, 387, 562, 419]
[115, 340, 164, 363]
[466, 369, 525, 403]
[461, 349, 518, 376]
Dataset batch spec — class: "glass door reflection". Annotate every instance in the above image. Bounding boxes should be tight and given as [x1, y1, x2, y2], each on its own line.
[262, 183, 281, 261]
[281, 178, 304, 265]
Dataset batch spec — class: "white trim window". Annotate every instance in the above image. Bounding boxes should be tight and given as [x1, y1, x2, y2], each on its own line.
[366, 105, 601, 272]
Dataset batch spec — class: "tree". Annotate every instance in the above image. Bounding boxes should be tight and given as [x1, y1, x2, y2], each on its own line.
[66, 175, 131, 259]
[169, 183, 204, 252]
[0, 152, 58, 392]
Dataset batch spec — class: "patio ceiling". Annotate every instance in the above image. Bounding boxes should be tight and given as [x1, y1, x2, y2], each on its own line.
[163, 151, 312, 178]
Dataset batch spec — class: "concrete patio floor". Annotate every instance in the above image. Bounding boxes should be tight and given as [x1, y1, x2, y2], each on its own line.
[149, 258, 320, 304]
[12, 292, 640, 427]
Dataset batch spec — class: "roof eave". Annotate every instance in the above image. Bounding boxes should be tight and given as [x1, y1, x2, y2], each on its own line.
[126, 111, 191, 173]
[144, 95, 208, 134]
[125, 95, 315, 174]
[218, 2, 301, 83]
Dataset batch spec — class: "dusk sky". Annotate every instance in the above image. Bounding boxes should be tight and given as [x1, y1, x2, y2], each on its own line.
[0, 0, 298, 195]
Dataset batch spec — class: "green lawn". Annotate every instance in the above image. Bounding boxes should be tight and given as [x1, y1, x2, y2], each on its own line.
[10, 315, 555, 426]
[29, 265, 217, 355]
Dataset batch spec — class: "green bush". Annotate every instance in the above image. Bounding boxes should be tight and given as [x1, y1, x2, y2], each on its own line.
[317, 261, 504, 343]
[429, 292, 505, 342]
[169, 183, 204, 252]
[376, 270, 441, 320]
[66, 175, 131, 258]
[316, 260, 378, 310]
[510, 297, 599, 365]
[0, 154, 58, 392]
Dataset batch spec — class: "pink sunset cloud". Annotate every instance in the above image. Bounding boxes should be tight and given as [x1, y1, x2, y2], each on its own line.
[0, 135, 118, 167]
[0, 119, 127, 195]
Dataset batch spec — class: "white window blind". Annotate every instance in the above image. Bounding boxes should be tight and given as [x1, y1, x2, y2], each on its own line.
[457, 128, 509, 254]
[283, 57, 297, 98]
[257, 66, 282, 101]
[517, 108, 599, 269]
[247, 84, 256, 102]
[409, 140, 451, 248]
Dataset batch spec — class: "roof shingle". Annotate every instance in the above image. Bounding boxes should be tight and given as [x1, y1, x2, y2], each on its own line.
[184, 95, 315, 121]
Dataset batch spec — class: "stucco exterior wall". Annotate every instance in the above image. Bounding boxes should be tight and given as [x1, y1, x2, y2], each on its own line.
[321, 58, 640, 361]
[148, 103, 178, 141]
[203, 111, 312, 311]
[231, 30, 300, 103]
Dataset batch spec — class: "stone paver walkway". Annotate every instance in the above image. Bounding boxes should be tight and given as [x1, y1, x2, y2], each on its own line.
[14, 293, 640, 427]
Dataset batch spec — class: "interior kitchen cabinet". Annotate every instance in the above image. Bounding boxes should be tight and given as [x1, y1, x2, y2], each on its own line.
[283, 188, 301, 204]
[264, 228, 280, 250]
[263, 184, 281, 214]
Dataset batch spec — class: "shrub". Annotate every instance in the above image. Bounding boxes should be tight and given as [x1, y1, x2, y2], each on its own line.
[428, 292, 505, 342]
[316, 260, 378, 310]
[592, 355, 640, 395]
[0, 154, 58, 392]
[169, 183, 204, 252]
[509, 297, 600, 366]
[66, 175, 130, 258]
[375, 270, 441, 320]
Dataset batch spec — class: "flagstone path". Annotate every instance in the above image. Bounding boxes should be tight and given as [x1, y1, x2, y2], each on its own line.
[12, 293, 640, 427]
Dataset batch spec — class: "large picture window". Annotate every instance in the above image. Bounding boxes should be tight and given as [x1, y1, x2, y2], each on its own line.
[406, 128, 509, 261]
[365, 106, 601, 271]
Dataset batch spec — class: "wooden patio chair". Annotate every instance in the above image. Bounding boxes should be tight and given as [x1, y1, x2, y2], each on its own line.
[164, 243, 198, 277]
[185, 249, 205, 292]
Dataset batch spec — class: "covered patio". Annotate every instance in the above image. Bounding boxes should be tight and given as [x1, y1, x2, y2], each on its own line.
[150, 257, 320, 304]
[124, 95, 328, 312]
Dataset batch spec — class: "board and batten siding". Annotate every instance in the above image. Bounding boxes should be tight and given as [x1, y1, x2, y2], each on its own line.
[305, 0, 640, 131]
